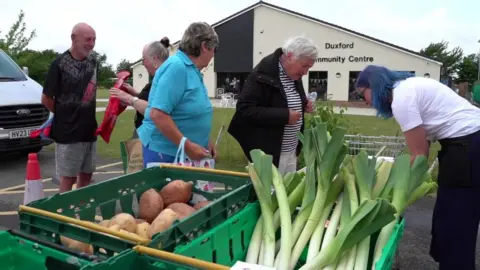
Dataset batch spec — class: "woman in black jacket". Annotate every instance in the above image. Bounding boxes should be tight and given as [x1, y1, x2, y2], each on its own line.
[109, 37, 170, 138]
[228, 36, 318, 175]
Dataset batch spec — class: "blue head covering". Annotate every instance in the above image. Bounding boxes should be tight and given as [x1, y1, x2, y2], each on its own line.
[355, 65, 415, 118]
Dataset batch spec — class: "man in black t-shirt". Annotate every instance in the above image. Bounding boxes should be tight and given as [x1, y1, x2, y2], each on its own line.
[41, 23, 98, 193]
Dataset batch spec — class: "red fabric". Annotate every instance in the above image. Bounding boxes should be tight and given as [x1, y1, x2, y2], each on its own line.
[95, 70, 131, 143]
[30, 116, 53, 139]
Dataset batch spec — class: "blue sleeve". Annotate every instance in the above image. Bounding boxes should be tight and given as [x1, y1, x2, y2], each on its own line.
[150, 59, 186, 114]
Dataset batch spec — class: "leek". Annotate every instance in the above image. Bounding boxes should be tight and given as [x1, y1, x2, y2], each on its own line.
[299, 199, 396, 269]
[371, 154, 436, 269]
[289, 124, 347, 269]
[306, 176, 345, 261]
[248, 151, 275, 266]
[270, 165, 292, 270]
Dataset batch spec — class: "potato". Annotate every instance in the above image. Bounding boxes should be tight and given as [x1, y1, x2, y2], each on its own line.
[135, 219, 147, 224]
[147, 208, 178, 239]
[109, 213, 137, 233]
[159, 180, 193, 206]
[60, 236, 93, 255]
[167, 203, 196, 220]
[136, 222, 150, 239]
[193, 201, 211, 210]
[98, 220, 110, 228]
[138, 188, 164, 223]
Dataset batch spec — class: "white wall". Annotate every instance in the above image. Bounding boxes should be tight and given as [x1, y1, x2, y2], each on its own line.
[252, 5, 442, 101]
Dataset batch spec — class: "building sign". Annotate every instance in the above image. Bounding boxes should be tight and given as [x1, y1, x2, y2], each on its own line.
[325, 42, 355, 49]
[316, 56, 374, 63]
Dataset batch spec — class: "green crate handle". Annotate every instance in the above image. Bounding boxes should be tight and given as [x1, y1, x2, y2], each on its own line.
[158, 163, 249, 178]
[133, 245, 229, 270]
[19, 205, 151, 245]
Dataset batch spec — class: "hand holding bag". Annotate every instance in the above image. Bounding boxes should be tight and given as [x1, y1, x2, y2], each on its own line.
[174, 137, 215, 203]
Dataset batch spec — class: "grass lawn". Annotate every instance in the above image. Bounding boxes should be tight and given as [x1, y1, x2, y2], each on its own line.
[97, 88, 110, 99]
[95, 108, 440, 174]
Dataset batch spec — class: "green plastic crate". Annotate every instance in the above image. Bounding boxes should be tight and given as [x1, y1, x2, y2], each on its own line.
[79, 250, 188, 270]
[19, 165, 254, 258]
[171, 202, 405, 270]
[80, 247, 230, 270]
[0, 230, 93, 270]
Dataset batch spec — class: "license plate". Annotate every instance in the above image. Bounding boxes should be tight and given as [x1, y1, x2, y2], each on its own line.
[9, 128, 34, 139]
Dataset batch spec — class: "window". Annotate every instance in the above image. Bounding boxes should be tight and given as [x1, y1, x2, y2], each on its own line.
[308, 71, 328, 100]
[0, 50, 27, 81]
[216, 72, 250, 95]
[348, 71, 361, 101]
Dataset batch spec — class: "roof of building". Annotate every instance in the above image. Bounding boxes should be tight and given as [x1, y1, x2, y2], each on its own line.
[131, 1, 442, 67]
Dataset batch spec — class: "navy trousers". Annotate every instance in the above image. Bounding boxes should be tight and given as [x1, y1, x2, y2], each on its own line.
[430, 130, 480, 270]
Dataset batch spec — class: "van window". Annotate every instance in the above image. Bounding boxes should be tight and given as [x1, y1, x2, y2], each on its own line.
[0, 50, 27, 81]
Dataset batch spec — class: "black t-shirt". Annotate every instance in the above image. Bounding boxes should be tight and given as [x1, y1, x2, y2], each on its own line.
[134, 82, 152, 129]
[43, 50, 98, 143]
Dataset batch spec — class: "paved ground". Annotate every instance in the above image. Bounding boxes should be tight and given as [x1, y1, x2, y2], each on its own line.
[1, 147, 478, 268]
[0, 148, 124, 230]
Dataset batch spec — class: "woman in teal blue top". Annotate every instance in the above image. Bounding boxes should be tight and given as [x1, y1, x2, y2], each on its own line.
[138, 22, 219, 167]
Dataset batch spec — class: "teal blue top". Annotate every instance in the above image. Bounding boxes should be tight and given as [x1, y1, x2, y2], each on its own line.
[138, 50, 213, 157]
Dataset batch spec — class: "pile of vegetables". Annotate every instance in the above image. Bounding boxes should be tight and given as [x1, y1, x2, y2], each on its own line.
[245, 119, 437, 270]
[60, 180, 212, 255]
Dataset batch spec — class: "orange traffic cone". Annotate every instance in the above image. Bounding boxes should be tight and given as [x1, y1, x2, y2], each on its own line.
[23, 153, 45, 205]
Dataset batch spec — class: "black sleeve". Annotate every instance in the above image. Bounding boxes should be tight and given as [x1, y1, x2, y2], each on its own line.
[43, 59, 61, 98]
[236, 72, 289, 125]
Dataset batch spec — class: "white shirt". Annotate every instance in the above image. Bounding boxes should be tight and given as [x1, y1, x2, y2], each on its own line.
[391, 77, 480, 141]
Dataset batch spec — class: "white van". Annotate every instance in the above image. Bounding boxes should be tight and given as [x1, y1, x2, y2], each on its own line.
[0, 49, 53, 154]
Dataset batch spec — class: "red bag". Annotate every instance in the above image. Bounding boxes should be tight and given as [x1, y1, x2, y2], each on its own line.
[95, 70, 131, 143]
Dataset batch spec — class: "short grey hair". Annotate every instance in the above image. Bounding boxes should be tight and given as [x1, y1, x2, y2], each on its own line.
[179, 22, 219, 57]
[282, 36, 318, 61]
[145, 41, 169, 61]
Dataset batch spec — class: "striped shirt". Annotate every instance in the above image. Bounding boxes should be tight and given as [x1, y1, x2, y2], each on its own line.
[279, 61, 303, 153]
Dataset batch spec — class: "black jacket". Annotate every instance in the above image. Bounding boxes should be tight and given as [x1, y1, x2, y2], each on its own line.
[134, 83, 151, 129]
[228, 48, 308, 166]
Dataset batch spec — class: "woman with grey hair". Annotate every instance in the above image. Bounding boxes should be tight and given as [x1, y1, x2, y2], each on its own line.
[137, 22, 219, 167]
[228, 35, 318, 175]
[110, 37, 170, 138]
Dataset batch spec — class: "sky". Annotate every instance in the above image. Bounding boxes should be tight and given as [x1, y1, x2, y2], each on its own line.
[0, 0, 479, 68]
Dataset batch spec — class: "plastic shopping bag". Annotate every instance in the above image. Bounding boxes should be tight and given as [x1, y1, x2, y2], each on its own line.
[95, 70, 131, 143]
[173, 137, 215, 203]
[145, 137, 215, 203]
[30, 114, 53, 139]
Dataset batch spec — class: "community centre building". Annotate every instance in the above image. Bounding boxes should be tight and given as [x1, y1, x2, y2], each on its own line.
[131, 1, 442, 106]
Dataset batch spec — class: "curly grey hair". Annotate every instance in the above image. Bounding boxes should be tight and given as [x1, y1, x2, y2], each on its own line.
[179, 22, 219, 57]
[145, 41, 170, 61]
[282, 36, 318, 61]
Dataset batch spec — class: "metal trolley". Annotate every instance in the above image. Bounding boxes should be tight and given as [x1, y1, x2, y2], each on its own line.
[344, 134, 407, 158]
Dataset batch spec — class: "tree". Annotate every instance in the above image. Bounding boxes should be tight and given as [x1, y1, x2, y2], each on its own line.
[420, 40, 464, 76]
[116, 59, 133, 72]
[91, 51, 116, 87]
[0, 10, 36, 55]
[13, 49, 59, 85]
[456, 53, 479, 86]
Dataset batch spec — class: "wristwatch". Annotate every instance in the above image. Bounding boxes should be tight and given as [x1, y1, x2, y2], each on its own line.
[130, 97, 139, 106]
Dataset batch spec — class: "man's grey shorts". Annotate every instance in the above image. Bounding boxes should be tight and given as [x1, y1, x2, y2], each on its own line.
[55, 142, 96, 177]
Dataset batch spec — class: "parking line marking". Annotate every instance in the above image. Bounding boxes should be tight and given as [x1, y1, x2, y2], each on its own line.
[0, 211, 18, 216]
[0, 188, 58, 195]
[0, 162, 124, 192]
